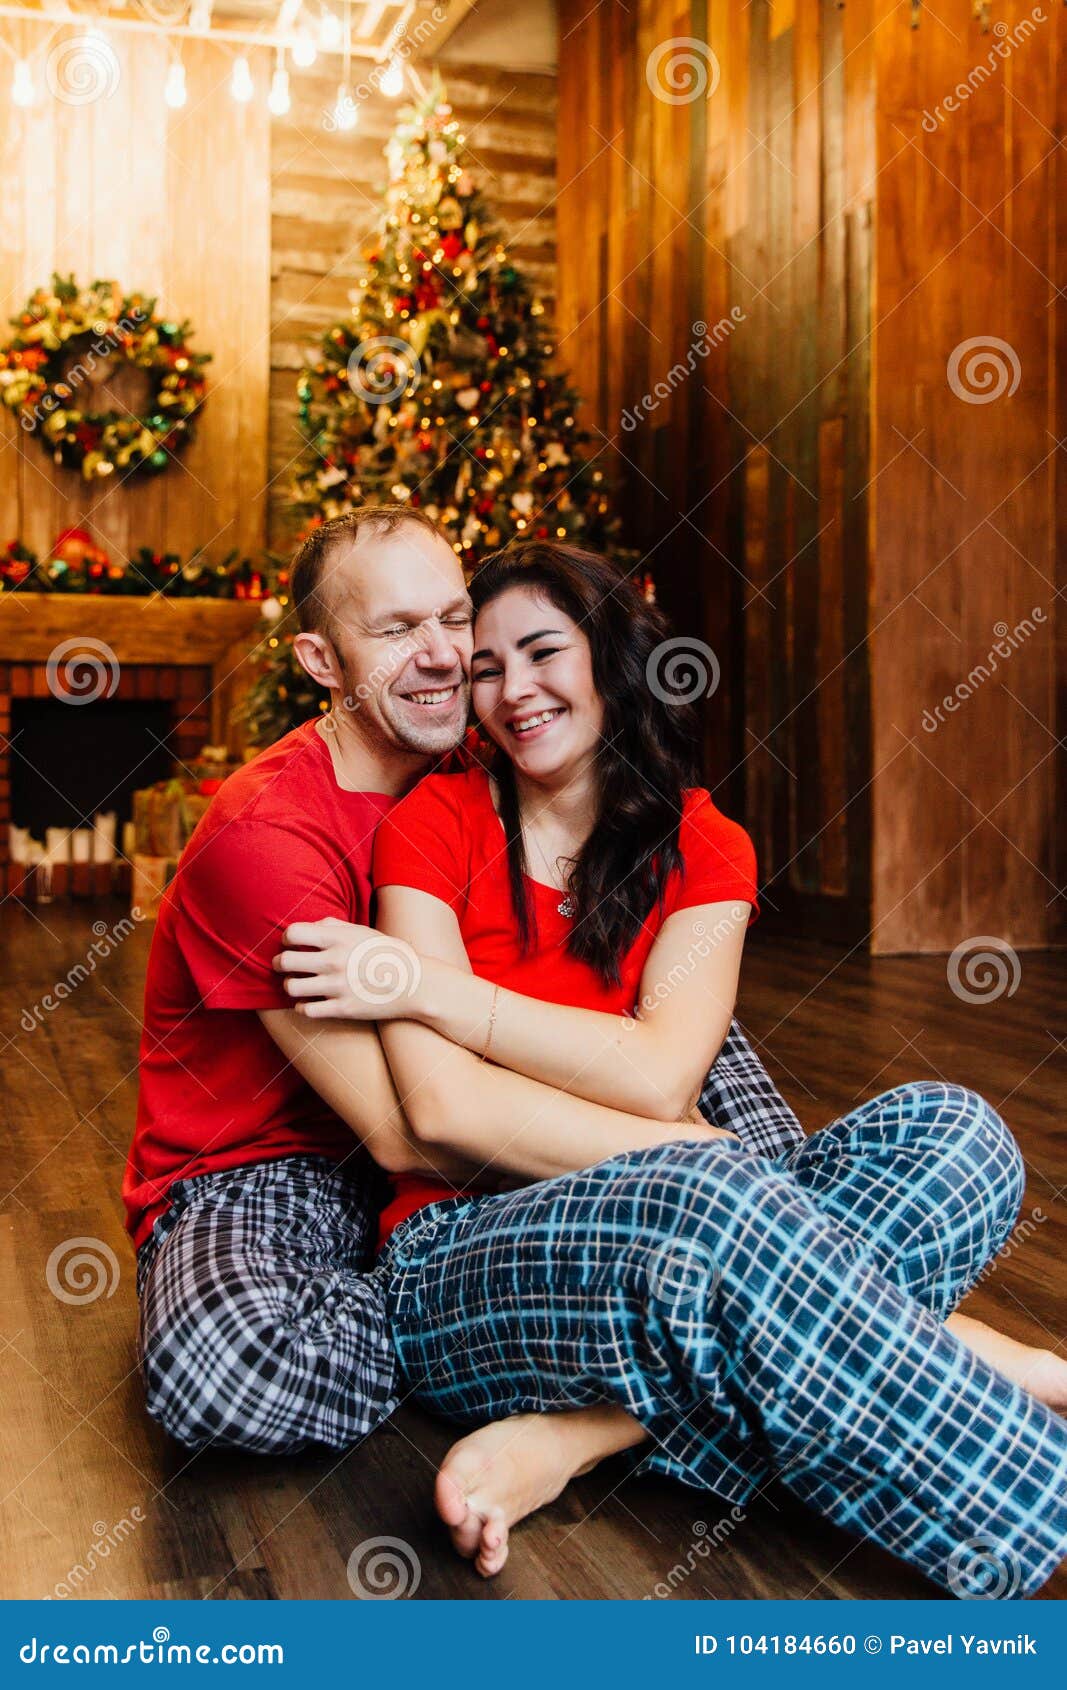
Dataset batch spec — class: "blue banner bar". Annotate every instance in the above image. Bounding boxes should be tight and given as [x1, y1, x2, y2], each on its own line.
[2, 1599, 1062, 1686]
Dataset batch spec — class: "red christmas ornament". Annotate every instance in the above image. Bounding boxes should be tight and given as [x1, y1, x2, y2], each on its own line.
[52, 527, 108, 573]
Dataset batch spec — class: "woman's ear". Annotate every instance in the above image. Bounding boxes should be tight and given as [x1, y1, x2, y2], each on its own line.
[293, 630, 344, 691]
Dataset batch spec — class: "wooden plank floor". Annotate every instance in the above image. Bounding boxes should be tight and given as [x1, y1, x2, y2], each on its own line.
[0, 897, 1063, 1600]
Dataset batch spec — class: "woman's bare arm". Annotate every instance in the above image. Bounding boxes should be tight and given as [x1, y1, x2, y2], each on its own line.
[299, 891, 733, 1181]
[259, 1007, 486, 1185]
[399, 894, 749, 1122]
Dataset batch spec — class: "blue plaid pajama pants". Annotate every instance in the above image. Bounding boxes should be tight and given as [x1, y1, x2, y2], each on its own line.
[137, 1018, 799, 1451]
[136, 1043, 1067, 1594]
[377, 1081, 1067, 1597]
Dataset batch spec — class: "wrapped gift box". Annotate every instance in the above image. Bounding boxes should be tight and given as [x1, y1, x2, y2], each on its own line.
[131, 854, 178, 920]
[184, 743, 242, 786]
[132, 777, 215, 858]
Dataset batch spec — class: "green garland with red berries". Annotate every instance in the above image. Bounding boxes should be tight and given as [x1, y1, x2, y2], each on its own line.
[0, 274, 210, 481]
[0, 528, 275, 600]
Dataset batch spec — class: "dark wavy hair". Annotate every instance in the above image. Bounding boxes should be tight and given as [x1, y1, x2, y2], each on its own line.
[468, 540, 701, 986]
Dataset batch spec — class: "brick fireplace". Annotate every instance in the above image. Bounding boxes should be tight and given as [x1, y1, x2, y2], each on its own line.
[0, 597, 264, 900]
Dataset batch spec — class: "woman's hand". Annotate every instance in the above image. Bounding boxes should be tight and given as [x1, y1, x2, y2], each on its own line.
[274, 918, 425, 1020]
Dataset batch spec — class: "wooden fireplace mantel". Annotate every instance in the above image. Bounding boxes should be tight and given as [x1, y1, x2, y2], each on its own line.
[0, 596, 266, 746]
[0, 596, 269, 899]
[0, 595, 265, 667]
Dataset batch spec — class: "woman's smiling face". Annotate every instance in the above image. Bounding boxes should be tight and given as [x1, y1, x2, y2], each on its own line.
[470, 585, 605, 783]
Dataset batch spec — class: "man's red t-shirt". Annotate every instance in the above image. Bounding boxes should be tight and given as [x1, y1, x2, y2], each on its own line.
[371, 768, 759, 1244]
[123, 719, 396, 1251]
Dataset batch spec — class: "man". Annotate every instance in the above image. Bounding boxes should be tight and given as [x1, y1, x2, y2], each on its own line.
[128, 508, 1067, 1596]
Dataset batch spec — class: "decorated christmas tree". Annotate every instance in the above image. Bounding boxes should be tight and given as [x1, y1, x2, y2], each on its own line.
[240, 73, 641, 746]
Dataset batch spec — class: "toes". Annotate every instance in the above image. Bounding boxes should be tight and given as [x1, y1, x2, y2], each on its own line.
[451, 1499, 486, 1561]
[475, 1509, 509, 1578]
[436, 1468, 484, 1559]
[434, 1465, 472, 1531]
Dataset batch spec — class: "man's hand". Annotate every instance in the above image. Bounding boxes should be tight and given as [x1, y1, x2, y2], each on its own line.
[274, 918, 425, 1021]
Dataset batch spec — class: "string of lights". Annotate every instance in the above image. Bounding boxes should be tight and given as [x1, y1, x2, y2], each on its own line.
[0, 1, 415, 121]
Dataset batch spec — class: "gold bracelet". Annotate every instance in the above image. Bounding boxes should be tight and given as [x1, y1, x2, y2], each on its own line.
[481, 983, 500, 1062]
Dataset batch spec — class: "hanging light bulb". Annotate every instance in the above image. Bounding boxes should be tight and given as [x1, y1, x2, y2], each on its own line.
[231, 56, 254, 103]
[12, 58, 34, 108]
[330, 82, 357, 131]
[380, 57, 403, 98]
[292, 30, 317, 68]
[328, 1, 355, 132]
[164, 60, 187, 109]
[268, 55, 291, 116]
[318, 10, 343, 51]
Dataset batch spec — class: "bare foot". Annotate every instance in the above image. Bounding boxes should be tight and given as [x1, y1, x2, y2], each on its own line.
[435, 1407, 645, 1578]
[948, 1313, 1067, 1410]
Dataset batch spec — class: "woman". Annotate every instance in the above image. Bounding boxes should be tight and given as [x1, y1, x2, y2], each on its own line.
[278, 542, 1067, 1588]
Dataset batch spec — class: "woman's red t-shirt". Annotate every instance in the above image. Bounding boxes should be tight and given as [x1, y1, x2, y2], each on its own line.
[371, 768, 759, 1245]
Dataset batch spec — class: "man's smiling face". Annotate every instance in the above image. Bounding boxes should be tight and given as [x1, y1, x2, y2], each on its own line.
[323, 521, 473, 757]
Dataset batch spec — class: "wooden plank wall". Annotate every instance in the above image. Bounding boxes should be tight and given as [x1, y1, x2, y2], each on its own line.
[557, 0, 876, 942]
[269, 60, 558, 551]
[870, 0, 1063, 952]
[558, 0, 1063, 952]
[0, 32, 556, 577]
[0, 25, 271, 568]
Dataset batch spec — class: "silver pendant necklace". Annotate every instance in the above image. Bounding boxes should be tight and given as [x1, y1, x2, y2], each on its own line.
[525, 819, 575, 919]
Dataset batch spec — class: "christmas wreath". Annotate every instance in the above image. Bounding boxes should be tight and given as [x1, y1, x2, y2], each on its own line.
[0, 274, 210, 481]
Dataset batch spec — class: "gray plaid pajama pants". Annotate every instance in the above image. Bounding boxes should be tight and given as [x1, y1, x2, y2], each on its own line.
[136, 1026, 1067, 1596]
